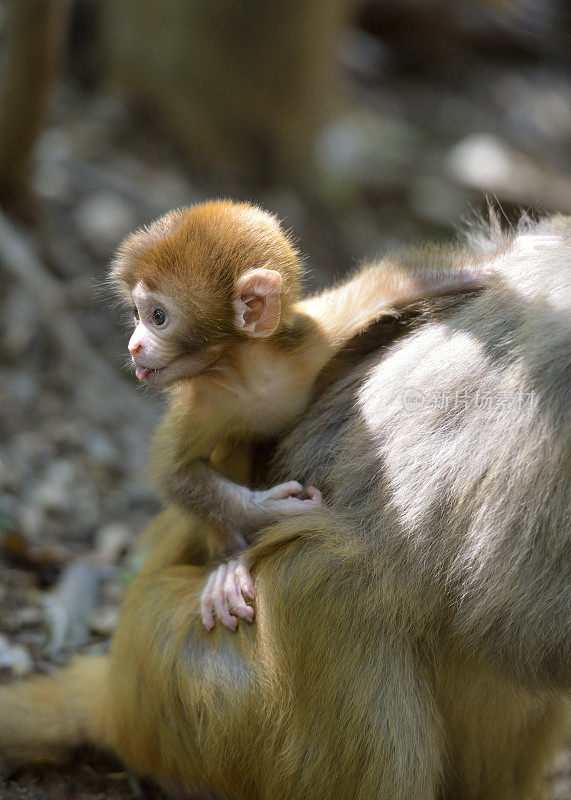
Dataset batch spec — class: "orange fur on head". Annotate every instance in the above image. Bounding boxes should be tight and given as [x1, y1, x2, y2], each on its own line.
[111, 200, 302, 338]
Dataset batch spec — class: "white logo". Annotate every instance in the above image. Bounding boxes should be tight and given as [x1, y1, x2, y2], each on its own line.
[402, 388, 425, 412]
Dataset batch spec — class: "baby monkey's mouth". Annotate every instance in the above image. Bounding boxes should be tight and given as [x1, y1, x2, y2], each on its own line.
[135, 364, 162, 381]
[132, 361, 169, 385]
[133, 347, 224, 388]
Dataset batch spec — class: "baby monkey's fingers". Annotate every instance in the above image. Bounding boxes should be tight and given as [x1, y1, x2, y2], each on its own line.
[279, 484, 324, 510]
[304, 486, 324, 505]
[211, 563, 238, 631]
[263, 487, 324, 517]
[234, 560, 255, 600]
[200, 567, 220, 631]
[262, 481, 304, 500]
[249, 482, 324, 526]
[224, 559, 255, 623]
[200, 560, 254, 632]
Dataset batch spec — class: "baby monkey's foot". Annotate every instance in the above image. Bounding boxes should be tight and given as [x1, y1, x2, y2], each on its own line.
[252, 482, 323, 523]
[201, 559, 255, 632]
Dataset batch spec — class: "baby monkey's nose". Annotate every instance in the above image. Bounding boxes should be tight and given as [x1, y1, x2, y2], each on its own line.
[128, 333, 142, 354]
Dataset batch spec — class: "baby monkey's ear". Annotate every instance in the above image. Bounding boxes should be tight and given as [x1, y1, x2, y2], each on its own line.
[233, 269, 282, 337]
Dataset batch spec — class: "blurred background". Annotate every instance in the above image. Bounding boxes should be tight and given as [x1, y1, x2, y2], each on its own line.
[0, 1, 569, 797]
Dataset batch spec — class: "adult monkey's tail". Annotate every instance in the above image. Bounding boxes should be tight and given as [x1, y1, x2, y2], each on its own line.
[0, 655, 112, 770]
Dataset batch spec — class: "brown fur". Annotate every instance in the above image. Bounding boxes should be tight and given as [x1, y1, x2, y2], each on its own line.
[113, 199, 492, 561]
[112, 201, 302, 343]
[1, 214, 569, 799]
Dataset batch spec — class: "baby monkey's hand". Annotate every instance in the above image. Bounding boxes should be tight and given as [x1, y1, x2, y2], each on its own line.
[201, 559, 255, 632]
[201, 483, 323, 631]
[250, 482, 323, 525]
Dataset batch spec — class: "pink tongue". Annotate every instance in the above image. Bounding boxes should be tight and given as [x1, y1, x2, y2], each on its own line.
[136, 366, 150, 381]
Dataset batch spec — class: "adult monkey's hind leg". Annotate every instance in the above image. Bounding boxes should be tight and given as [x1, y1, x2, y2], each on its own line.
[106, 559, 260, 798]
[0, 511, 445, 800]
[107, 512, 445, 800]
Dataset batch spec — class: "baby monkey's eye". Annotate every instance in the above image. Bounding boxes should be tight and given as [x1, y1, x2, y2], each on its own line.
[153, 308, 167, 326]
[133, 306, 139, 321]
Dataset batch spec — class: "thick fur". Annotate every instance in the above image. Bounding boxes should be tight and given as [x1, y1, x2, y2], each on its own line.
[0, 215, 569, 799]
[111, 200, 303, 340]
[116, 199, 492, 560]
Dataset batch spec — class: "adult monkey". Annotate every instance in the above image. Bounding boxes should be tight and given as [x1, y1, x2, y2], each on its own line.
[0, 216, 569, 799]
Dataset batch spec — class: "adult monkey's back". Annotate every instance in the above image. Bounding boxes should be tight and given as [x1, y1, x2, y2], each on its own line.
[0, 216, 569, 799]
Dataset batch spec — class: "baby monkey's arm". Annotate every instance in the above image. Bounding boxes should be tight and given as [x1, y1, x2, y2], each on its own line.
[199, 486, 323, 632]
[153, 399, 322, 554]
[154, 401, 322, 632]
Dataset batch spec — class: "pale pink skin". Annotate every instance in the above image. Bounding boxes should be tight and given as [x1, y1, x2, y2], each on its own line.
[128, 283, 221, 387]
[200, 484, 322, 631]
[201, 559, 255, 631]
[128, 279, 324, 631]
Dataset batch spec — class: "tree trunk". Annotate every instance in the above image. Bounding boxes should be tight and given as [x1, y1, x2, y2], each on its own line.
[0, 0, 69, 217]
[97, 0, 354, 184]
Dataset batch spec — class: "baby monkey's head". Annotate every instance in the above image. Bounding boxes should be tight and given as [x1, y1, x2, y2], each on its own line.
[110, 200, 302, 387]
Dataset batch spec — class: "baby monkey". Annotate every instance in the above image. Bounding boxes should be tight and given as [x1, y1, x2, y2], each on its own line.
[112, 200, 492, 630]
